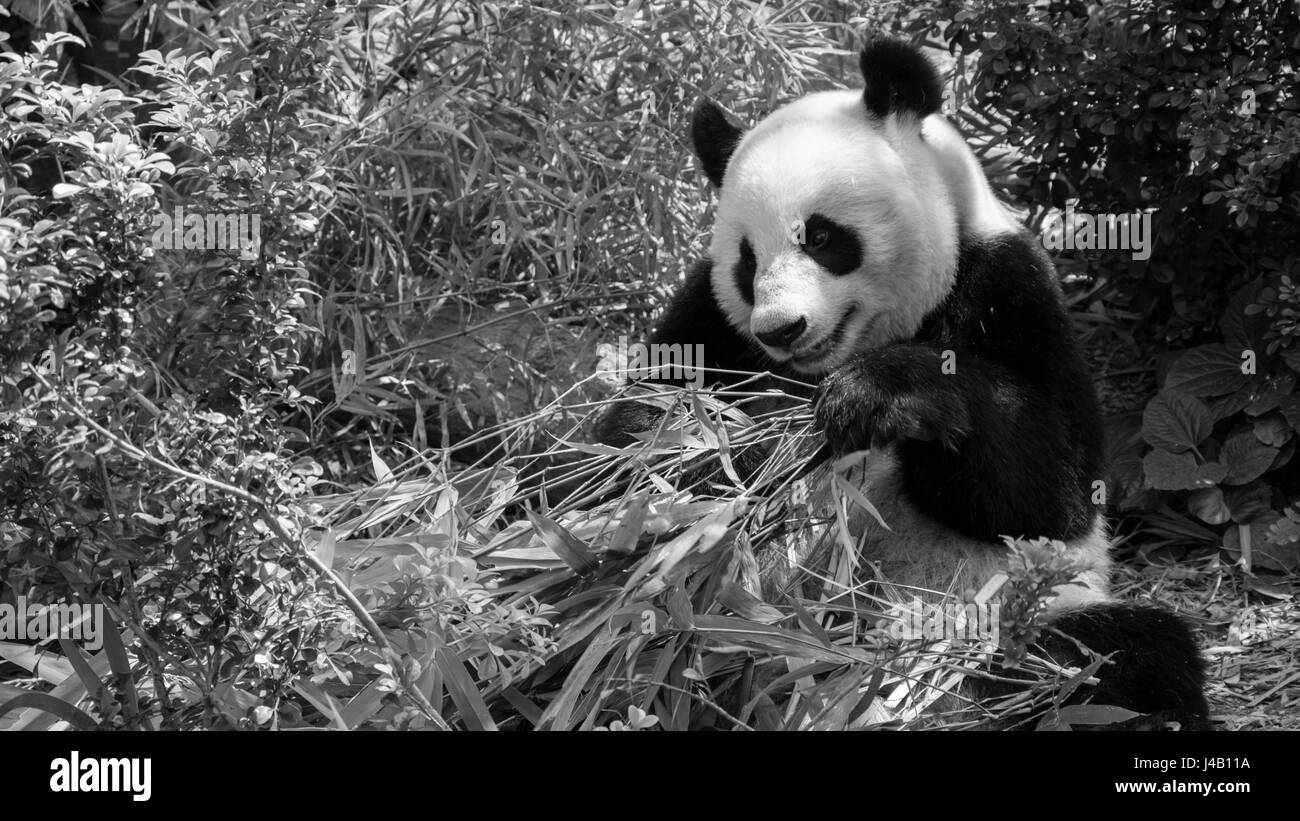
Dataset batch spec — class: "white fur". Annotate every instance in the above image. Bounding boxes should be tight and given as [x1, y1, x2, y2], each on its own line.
[708, 90, 1014, 376]
[839, 448, 1111, 613]
[918, 115, 1016, 239]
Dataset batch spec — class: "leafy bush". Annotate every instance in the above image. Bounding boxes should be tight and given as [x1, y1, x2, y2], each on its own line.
[0, 0, 904, 731]
[3, 0, 1295, 731]
[909, 0, 1300, 565]
[1133, 278, 1300, 573]
[0, 3, 562, 729]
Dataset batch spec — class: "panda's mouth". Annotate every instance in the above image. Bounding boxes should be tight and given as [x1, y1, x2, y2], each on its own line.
[789, 304, 862, 372]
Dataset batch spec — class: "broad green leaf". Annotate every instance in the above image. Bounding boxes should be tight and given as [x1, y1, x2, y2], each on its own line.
[1282, 396, 1300, 430]
[1143, 448, 1226, 490]
[1164, 344, 1251, 397]
[1220, 281, 1269, 352]
[1225, 483, 1274, 523]
[1245, 378, 1293, 415]
[1187, 487, 1230, 525]
[1141, 391, 1212, 453]
[1207, 386, 1254, 421]
[1220, 432, 1278, 485]
[1252, 414, 1292, 447]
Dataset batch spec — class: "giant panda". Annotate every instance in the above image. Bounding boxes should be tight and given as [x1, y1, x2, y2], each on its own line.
[596, 37, 1208, 728]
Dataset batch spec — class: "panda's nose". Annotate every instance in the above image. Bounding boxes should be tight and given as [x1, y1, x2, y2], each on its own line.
[754, 317, 807, 349]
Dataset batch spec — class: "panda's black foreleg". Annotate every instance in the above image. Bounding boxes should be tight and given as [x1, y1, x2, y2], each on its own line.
[813, 342, 1096, 543]
[813, 344, 972, 452]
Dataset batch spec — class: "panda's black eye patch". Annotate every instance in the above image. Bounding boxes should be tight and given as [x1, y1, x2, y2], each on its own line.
[735, 237, 756, 304]
[800, 213, 862, 276]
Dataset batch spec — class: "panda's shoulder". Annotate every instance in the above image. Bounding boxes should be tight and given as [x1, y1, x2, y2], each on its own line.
[958, 228, 1059, 294]
[917, 228, 1079, 361]
[951, 229, 1062, 317]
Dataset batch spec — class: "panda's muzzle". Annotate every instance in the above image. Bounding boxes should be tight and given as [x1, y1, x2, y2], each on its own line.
[754, 316, 808, 349]
[788, 304, 859, 367]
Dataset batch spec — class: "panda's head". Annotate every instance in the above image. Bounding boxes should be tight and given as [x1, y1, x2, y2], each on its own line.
[694, 38, 1009, 375]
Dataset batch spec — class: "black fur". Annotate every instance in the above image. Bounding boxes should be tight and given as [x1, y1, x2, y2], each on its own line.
[813, 232, 1104, 542]
[735, 238, 756, 304]
[1045, 604, 1210, 730]
[859, 36, 944, 120]
[647, 259, 774, 381]
[801, 214, 862, 276]
[691, 100, 744, 188]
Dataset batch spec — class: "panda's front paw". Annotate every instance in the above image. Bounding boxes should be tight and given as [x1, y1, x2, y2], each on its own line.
[812, 360, 943, 454]
[594, 400, 666, 448]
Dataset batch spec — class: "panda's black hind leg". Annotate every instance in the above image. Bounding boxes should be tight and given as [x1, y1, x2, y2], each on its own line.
[1042, 603, 1210, 730]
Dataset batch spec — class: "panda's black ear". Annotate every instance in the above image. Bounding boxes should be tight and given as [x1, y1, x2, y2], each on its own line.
[691, 99, 744, 188]
[859, 36, 943, 120]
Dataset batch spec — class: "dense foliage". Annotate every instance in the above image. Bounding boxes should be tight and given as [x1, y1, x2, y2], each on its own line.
[0, 0, 1295, 729]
